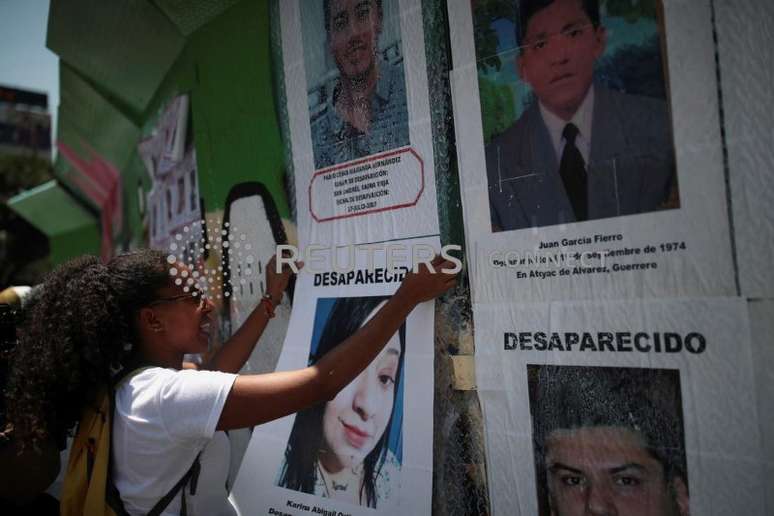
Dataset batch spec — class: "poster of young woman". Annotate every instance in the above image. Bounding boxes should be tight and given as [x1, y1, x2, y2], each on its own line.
[230, 2, 445, 512]
[279, 0, 440, 248]
[448, 0, 735, 303]
[474, 297, 765, 515]
[231, 240, 438, 515]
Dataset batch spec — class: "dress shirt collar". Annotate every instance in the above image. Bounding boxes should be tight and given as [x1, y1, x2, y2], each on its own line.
[538, 84, 595, 164]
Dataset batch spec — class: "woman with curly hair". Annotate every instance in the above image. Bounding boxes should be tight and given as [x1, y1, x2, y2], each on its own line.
[4, 249, 456, 515]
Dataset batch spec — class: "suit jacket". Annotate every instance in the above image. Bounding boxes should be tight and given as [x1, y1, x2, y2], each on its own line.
[485, 86, 676, 231]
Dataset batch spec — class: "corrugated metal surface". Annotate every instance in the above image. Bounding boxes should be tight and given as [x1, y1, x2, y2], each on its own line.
[47, 0, 185, 115]
[153, 0, 241, 36]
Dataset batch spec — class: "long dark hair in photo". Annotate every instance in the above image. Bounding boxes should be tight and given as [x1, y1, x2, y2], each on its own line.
[278, 296, 405, 508]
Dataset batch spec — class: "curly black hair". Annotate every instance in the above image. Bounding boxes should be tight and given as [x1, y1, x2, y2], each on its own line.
[4, 249, 170, 447]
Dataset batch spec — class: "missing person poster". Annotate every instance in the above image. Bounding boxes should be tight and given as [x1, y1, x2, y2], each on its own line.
[279, 0, 439, 247]
[231, 1, 444, 511]
[231, 243, 438, 515]
[475, 297, 764, 515]
[447, 0, 735, 302]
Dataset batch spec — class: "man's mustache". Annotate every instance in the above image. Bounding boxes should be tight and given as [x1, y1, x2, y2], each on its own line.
[345, 38, 368, 56]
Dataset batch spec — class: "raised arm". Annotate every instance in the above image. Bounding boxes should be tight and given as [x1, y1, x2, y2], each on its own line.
[216, 256, 457, 430]
[205, 254, 296, 373]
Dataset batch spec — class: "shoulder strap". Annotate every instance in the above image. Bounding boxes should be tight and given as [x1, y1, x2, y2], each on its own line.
[106, 365, 153, 514]
[107, 366, 203, 516]
[147, 453, 201, 516]
[106, 382, 131, 516]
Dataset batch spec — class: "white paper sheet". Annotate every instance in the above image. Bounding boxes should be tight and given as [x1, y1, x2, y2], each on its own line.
[475, 297, 763, 515]
[714, 1, 774, 297]
[282, 0, 439, 249]
[231, 1, 441, 513]
[748, 299, 774, 514]
[447, 0, 735, 303]
[231, 243, 437, 515]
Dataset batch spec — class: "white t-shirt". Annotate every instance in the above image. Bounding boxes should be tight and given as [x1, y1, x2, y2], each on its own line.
[112, 367, 238, 516]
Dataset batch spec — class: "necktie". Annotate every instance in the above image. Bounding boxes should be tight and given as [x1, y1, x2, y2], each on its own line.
[559, 123, 587, 221]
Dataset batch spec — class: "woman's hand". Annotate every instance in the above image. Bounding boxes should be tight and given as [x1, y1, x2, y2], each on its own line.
[210, 251, 302, 373]
[217, 254, 459, 430]
[396, 255, 459, 305]
[265, 252, 302, 304]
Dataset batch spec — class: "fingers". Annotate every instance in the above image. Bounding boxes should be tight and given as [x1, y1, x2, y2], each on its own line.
[434, 256, 459, 292]
[436, 259, 457, 274]
[276, 260, 302, 273]
[268, 252, 302, 274]
[430, 254, 446, 267]
[277, 249, 299, 272]
[441, 268, 458, 286]
[423, 257, 458, 276]
[421, 255, 456, 272]
[428, 257, 459, 292]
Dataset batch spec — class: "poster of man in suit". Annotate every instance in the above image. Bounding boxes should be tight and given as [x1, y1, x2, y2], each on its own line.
[478, 0, 679, 232]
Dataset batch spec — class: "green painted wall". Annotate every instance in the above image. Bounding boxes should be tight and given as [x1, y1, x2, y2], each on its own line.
[48, 0, 185, 117]
[56, 62, 143, 250]
[8, 180, 101, 264]
[48, 0, 289, 256]
[49, 224, 101, 264]
[140, 0, 289, 220]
